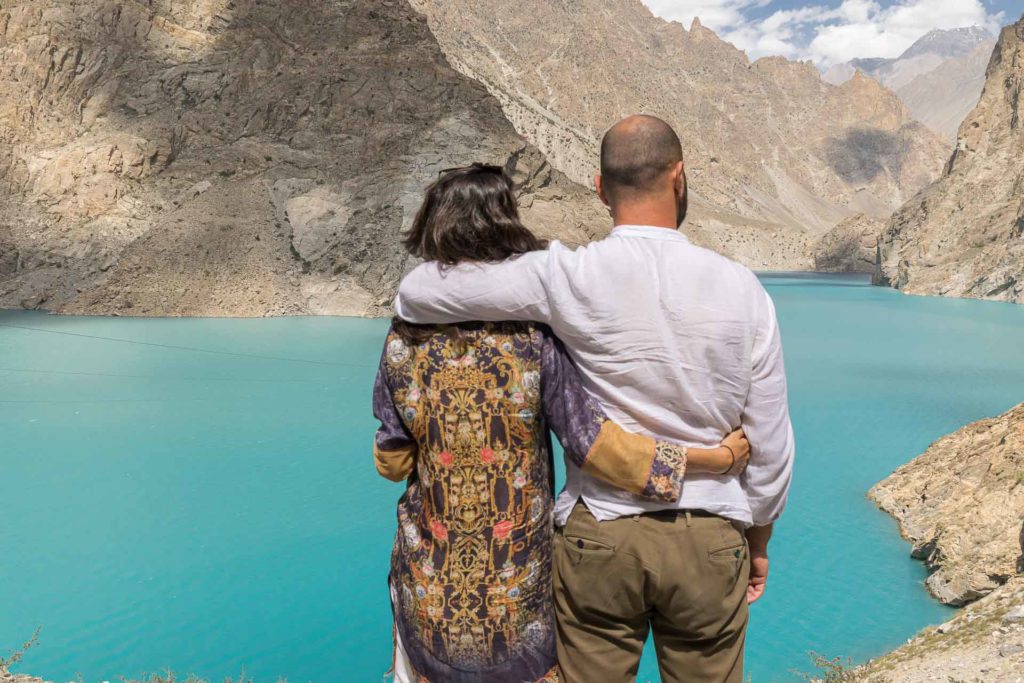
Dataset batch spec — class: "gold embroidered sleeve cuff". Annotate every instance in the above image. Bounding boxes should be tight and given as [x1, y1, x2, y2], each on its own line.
[374, 442, 416, 482]
[580, 422, 687, 502]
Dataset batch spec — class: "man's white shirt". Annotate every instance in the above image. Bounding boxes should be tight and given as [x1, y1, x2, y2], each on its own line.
[395, 225, 795, 528]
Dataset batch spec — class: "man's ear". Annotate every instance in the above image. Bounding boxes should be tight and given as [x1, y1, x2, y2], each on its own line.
[674, 161, 689, 228]
[595, 174, 611, 208]
[673, 162, 686, 197]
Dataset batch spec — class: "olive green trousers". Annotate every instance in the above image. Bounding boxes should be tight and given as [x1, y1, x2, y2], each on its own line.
[553, 503, 750, 683]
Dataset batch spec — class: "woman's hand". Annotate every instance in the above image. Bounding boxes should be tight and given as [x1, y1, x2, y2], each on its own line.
[676, 428, 751, 475]
[717, 428, 750, 476]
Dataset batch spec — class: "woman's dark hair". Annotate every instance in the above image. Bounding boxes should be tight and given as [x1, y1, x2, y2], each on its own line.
[402, 163, 546, 264]
[394, 164, 546, 344]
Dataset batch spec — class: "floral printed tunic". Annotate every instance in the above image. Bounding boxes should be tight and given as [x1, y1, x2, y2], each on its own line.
[372, 322, 688, 682]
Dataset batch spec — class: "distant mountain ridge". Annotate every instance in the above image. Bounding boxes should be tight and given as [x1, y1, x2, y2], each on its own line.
[900, 26, 994, 59]
[824, 26, 997, 140]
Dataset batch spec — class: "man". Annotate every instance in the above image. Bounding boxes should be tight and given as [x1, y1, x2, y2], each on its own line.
[394, 115, 795, 683]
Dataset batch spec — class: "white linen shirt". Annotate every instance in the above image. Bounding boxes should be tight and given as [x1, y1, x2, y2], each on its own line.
[395, 225, 795, 527]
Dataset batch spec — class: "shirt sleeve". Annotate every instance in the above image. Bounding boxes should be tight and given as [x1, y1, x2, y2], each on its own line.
[394, 248, 554, 324]
[540, 332, 688, 503]
[741, 285, 796, 526]
[372, 344, 417, 483]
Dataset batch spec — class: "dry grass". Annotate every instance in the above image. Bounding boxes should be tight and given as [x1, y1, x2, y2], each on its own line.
[1, 632, 287, 683]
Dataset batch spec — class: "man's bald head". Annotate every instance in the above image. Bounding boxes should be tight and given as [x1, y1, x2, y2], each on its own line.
[600, 115, 683, 201]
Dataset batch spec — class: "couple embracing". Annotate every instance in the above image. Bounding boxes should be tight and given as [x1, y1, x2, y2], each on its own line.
[372, 115, 795, 683]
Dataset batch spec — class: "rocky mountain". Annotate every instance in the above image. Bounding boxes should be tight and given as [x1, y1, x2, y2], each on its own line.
[874, 16, 1024, 305]
[0, 0, 605, 317]
[407, 0, 950, 271]
[901, 26, 996, 61]
[825, 27, 993, 89]
[893, 41, 995, 142]
[811, 213, 882, 273]
[850, 404, 1024, 682]
[824, 27, 996, 141]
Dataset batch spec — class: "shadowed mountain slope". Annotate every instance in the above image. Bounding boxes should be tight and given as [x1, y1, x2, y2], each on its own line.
[0, 0, 605, 316]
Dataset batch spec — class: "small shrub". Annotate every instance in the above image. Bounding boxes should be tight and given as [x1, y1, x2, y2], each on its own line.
[796, 651, 859, 682]
[0, 627, 40, 671]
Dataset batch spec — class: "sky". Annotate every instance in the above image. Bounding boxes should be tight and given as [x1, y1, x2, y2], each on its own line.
[641, 0, 1022, 66]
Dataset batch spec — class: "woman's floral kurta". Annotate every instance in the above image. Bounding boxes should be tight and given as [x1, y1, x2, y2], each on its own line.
[372, 323, 688, 682]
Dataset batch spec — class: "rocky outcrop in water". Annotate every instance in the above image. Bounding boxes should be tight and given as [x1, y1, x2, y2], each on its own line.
[0, 0, 605, 317]
[812, 214, 882, 273]
[408, 0, 950, 270]
[870, 404, 1024, 606]
[875, 16, 1024, 305]
[851, 404, 1024, 682]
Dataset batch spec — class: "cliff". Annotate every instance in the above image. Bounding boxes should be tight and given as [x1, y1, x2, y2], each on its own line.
[407, 0, 950, 270]
[812, 213, 882, 273]
[875, 16, 1024, 305]
[870, 404, 1023, 607]
[850, 404, 1024, 681]
[0, 0, 605, 317]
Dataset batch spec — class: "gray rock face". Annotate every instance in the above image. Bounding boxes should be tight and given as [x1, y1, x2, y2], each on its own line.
[850, 405, 1024, 682]
[811, 214, 882, 273]
[874, 16, 1024, 305]
[893, 41, 996, 142]
[901, 26, 996, 60]
[0, 0, 604, 317]
[869, 403, 1024, 607]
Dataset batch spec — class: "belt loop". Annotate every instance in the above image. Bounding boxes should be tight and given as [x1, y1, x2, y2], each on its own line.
[685, 510, 692, 527]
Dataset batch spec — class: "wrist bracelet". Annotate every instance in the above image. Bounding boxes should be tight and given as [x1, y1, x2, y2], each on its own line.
[720, 444, 736, 475]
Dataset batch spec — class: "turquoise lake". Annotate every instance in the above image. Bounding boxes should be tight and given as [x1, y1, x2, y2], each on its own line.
[3, 273, 1024, 682]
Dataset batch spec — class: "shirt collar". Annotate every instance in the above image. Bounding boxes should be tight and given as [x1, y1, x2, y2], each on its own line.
[610, 225, 691, 244]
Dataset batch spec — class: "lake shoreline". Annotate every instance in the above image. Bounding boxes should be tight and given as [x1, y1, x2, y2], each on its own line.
[5, 270, 1023, 324]
[846, 404, 1024, 682]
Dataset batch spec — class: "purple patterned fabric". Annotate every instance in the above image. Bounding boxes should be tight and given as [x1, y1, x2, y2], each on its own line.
[539, 333, 688, 504]
[538, 333, 605, 468]
[373, 345, 415, 453]
[641, 442, 688, 502]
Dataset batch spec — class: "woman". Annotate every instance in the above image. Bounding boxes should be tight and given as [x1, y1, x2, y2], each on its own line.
[372, 164, 750, 682]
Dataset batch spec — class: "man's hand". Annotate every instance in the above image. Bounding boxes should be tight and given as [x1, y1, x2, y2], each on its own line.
[747, 550, 768, 603]
[745, 524, 772, 604]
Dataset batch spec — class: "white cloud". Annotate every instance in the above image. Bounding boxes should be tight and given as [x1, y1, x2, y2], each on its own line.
[642, 0, 761, 29]
[642, 0, 1004, 66]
